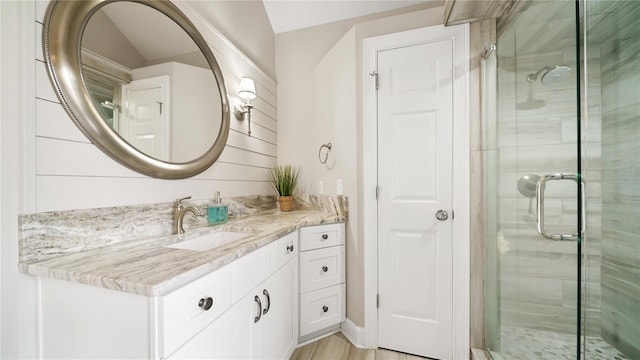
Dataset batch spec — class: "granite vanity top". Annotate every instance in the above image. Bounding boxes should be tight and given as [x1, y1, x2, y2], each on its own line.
[19, 209, 344, 297]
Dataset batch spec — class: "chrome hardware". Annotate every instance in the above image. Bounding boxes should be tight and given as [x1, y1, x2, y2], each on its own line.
[435, 210, 449, 221]
[369, 71, 379, 90]
[286, 244, 294, 253]
[321, 234, 329, 240]
[173, 196, 203, 234]
[322, 266, 328, 272]
[262, 289, 271, 315]
[322, 306, 329, 313]
[318, 143, 332, 164]
[536, 173, 586, 240]
[198, 297, 213, 311]
[481, 43, 497, 60]
[254, 295, 262, 323]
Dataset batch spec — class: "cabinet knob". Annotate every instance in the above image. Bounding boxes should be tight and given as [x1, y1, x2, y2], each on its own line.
[286, 244, 294, 252]
[321, 234, 329, 240]
[323, 306, 329, 313]
[198, 297, 213, 311]
[322, 266, 328, 272]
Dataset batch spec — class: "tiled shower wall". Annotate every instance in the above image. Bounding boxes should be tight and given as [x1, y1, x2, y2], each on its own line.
[496, 27, 603, 335]
[598, 3, 640, 356]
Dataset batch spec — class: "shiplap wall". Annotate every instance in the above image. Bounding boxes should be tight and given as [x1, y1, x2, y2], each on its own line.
[33, 1, 277, 212]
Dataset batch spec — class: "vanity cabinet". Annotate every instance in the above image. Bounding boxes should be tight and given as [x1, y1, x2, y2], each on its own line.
[298, 223, 346, 337]
[169, 233, 298, 359]
[39, 231, 298, 359]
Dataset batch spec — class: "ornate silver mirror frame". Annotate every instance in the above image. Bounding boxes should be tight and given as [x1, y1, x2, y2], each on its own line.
[43, 0, 230, 179]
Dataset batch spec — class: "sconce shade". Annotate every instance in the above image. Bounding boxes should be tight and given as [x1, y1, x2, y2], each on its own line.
[238, 77, 257, 100]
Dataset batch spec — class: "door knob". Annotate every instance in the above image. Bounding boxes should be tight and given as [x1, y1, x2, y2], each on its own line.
[435, 210, 449, 221]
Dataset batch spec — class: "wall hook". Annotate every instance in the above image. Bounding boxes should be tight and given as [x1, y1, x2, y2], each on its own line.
[318, 143, 332, 164]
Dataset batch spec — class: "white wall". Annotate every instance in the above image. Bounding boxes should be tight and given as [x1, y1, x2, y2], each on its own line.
[1, 2, 38, 358]
[2, 0, 276, 356]
[276, 4, 446, 328]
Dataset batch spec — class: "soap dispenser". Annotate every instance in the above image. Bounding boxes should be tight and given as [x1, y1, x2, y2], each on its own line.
[207, 191, 228, 225]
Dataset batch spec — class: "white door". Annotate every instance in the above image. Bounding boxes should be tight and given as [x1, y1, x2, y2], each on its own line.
[120, 76, 169, 160]
[377, 36, 454, 359]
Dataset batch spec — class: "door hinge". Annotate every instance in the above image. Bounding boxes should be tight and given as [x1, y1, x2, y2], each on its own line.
[452, 210, 455, 220]
[369, 71, 379, 90]
[375, 185, 380, 200]
[376, 294, 380, 308]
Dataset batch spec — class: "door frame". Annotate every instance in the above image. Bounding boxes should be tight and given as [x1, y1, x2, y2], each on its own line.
[362, 24, 470, 359]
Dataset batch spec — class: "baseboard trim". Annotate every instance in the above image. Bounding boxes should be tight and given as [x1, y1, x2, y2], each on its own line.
[298, 325, 341, 347]
[341, 318, 368, 349]
[471, 348, 490, 360]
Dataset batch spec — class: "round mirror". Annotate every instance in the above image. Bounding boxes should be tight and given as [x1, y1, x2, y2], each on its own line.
[43, 0, 230, 179]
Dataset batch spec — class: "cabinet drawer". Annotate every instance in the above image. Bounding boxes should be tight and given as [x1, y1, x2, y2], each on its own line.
[231, 241, 277, 303]
[299, 283, 345, 336]
[277, 231, 298, 268]
[299, 245, 344, 293]
[299, 223, 345, 251]
[160, 266, 232, 358]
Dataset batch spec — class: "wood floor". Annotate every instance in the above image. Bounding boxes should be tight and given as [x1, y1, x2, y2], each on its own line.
[290, 333, 433, 360]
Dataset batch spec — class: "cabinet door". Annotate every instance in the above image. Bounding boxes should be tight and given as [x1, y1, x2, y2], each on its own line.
[254, 259, 298, 360]
[169, 294, 253, 359]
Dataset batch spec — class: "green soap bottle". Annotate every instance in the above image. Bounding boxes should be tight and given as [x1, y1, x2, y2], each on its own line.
[207, 191, 228, 225]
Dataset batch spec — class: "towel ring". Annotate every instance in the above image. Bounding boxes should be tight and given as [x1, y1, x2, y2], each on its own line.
[318, 143, 332, 164]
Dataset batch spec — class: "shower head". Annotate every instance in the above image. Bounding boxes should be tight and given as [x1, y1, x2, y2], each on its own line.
[541, 65, 571, 85]
[526, 65, 571, 84]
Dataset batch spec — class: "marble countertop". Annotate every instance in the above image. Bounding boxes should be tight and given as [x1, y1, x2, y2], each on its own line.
[19, 209, 344, 297]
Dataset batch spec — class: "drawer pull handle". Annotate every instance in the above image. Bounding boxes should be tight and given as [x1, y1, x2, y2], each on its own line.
[254, 295, 262, 323]
[286, 244, 294, 252]
[321, 234, 329, 240]
[262, 289, 271, 315]
[322, 266, 328, 272]
[198, 297, 213, 311]
[323, 306, 329, 313]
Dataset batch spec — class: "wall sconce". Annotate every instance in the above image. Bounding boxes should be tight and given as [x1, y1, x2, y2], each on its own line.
[234, 77, 257, 137]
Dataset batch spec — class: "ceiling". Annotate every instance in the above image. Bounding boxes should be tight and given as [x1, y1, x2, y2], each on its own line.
[262, 0, 435, 34]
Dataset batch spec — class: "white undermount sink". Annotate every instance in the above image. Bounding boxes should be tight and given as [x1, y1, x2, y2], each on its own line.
[166, 231, 251, 251]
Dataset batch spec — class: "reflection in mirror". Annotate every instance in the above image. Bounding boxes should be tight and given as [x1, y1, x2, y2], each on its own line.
[81, 1, 222, 163]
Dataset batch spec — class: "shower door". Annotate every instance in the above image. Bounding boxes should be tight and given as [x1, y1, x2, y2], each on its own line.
[491, 1, 581, 359]
[486, 0, 640, 359]
[488, 1, 585, 358]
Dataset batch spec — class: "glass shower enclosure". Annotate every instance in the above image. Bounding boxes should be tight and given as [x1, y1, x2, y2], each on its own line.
[484, 0, 639, 359]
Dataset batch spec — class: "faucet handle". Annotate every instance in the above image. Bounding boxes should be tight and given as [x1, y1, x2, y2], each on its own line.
[174, 196, 192, 208]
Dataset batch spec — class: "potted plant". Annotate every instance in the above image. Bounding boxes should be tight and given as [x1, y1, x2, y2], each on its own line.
[268, 164, 301, 212]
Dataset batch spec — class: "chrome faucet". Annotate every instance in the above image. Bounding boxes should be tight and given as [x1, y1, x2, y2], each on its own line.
[173, 196, 203, 235]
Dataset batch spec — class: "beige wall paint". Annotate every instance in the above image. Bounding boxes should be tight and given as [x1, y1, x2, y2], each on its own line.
[276, 5, 449, 327]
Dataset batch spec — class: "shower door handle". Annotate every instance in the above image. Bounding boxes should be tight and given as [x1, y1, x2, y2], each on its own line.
[536, 173, 586, 240]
